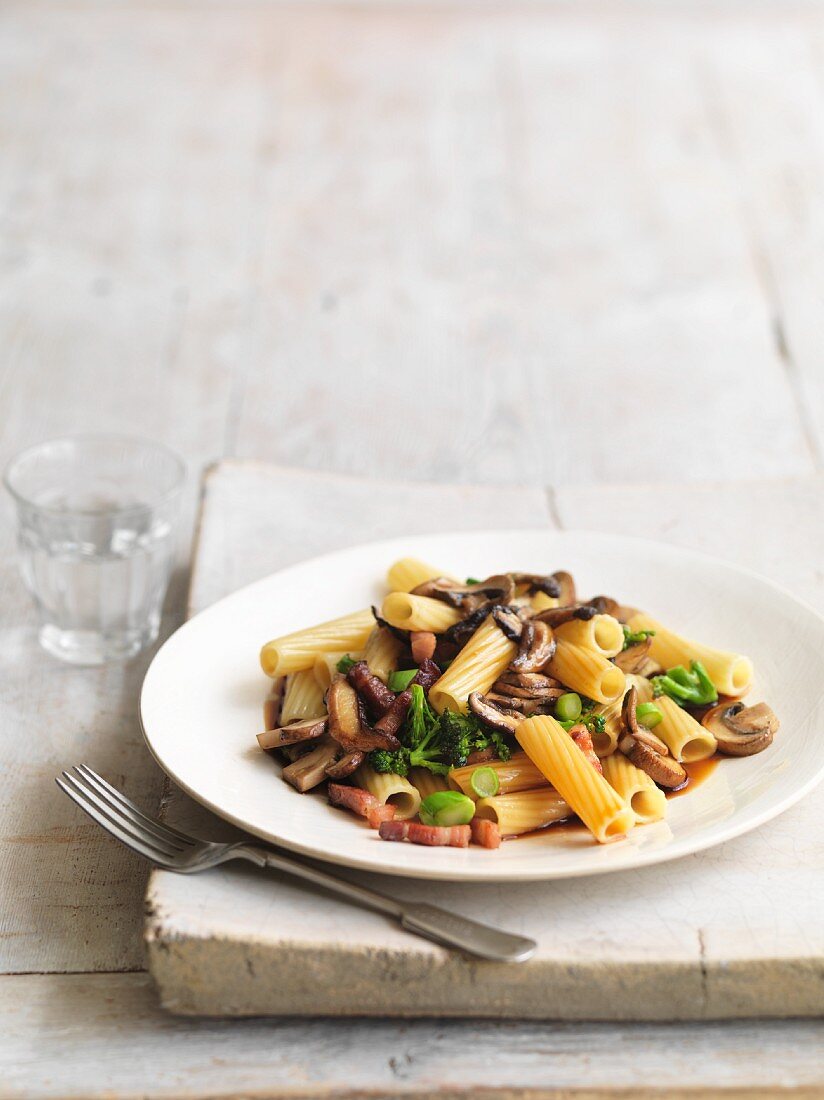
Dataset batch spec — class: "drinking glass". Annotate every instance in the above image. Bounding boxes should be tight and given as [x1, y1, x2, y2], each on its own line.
[4, 435, 185, 665]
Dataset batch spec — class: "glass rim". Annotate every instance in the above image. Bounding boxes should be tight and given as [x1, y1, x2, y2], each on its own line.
[3, 433, 187, 518]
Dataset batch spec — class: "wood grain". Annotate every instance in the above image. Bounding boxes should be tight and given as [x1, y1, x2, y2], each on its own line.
[2, 972, 824, 1100]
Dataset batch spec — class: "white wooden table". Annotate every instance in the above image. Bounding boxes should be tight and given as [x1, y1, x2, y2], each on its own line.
[2, 2, 824, 1095]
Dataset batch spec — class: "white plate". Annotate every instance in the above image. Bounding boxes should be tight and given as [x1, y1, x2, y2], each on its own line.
[140, 530, 824, 881]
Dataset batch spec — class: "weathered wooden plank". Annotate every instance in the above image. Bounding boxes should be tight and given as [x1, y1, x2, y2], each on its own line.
[148, 462, 824, 1020]
[228, 5, 813, 484]
[2, 972, 824, 1100]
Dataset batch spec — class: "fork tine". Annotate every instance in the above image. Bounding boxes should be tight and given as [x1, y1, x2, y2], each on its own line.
[74, 765, 195, 850]
[61, 770, 184, 858]
[56, 776, 175, 867]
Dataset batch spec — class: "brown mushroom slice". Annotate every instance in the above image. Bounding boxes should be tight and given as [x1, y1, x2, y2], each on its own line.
[510, 619, 556, 673]
[493, 672, 563, 701]
[327, 677, 400, 753]
[325, 750, 365, 779]
[533, 604, 597, 628]
[625, 740, 687, 789]
[613, 636, 653, 674]
[511, 573, 562, 599]
[411, 574, 516, 609]
[550, 571, 576, 605]
[282, 739, 342, 792]
[257, 716, 327, 752]
[701, 701, 778, 757]
[468, 692, 523, 735]
[587, 595, 621, 617]
[492, 605, 524, 641]
[442, 604, 492, 647]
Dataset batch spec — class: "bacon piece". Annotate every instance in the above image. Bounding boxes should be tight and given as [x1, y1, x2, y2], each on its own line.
[366, 804, 396, 830]
[570, 725, 603, 775]
[412, 658, 441, 693]
[410, 631, 437, 664]
[374, 689, 411, 736]
[347, 660, 395, 716]
[328, 783, 380, 818]
[378, 820, 471, 848]
[470, 818, 502, 849]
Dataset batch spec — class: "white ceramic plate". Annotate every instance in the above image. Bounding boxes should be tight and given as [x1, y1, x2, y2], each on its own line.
[140, 530, 824, 881]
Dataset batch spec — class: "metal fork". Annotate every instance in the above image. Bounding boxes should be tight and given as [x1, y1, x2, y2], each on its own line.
[56, 765, 536, 962]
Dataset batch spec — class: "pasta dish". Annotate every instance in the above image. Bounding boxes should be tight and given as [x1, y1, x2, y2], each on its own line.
[256, 559, 779, 850]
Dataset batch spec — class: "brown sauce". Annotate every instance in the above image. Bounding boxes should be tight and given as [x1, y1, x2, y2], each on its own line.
[666, 755, 720, 799]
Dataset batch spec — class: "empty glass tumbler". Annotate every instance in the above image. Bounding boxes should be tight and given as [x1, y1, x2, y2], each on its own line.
[4, 435, 185, 665]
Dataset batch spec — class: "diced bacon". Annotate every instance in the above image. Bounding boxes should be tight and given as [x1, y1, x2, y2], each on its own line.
[410, 631, 437, 663]
[328, 783, 380, 818]
[470, 818, 501, 849]
[570, 726, 603, 775]
[374, 689, 411, 736]
[378, 820, 471, 848]
[366, 804, 396, 830]
[412, 658, 441, 693]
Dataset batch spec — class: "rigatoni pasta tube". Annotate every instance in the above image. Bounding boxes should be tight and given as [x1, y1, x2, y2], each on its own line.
[353, 763, 421, 821]
[364, 626, 403, 684]
[386, 558, 455, 593]
[313, 650, 365, 691]
[475, 789, 571, 836]
[555, 614, 624, 659]
[429, 617, 517, 715]
[449, 752, 548, 799]
[547, 641, 626, 705]
[409, 767, 450, 800]
[280, 669, 326, 725]
[516, 714, 635, 842]
[601, 753, 667, 825]
[627, 613, 753, 697]
[590, 696, 623, 758]
[261, 609, 375, 677]
[381, 592, 462, 633]
[653, 695, 717, 762]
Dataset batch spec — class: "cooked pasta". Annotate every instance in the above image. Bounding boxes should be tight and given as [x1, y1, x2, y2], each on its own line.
[547, 641, 626, 705]
[653, 695, 718, 762]
[256, 562, 777, 853]
[261, 609, 375, 677]
[429, 617, 517, 714]
[516, 714, 635, 842]
[555, 614, 624, 659]
[386, 558, 455, 593]
[280, 669, 326, 725]
[449, 752, 548, 798]
[364, 626, 403, 684]
[627, 613, 753, 697]
[381, 592, 462, 633]
[601, 753, 667, 825]
[313, 650, 365, 691]
[409, 767, 450, 800]
[475, 788, 571, 836]
[354, 763, 421, 820]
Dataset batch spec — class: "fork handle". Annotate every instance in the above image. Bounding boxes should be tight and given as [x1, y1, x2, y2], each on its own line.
[237, 844, 536, 963]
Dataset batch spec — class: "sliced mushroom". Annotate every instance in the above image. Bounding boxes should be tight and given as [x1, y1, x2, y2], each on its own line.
[411, 574, 516, 610]
[442, 604, 492, 647]
[325, 750, 365, 779]
[493, 671, 564, 701]
[613, 635, 653, 674]
[625, 739, 687, 789]
[533, 604, 597, 628]
[619, 685, 685, 786]
[510, 573, 562, 598]
[468, 692, 523, 734]
[492, 605, 524, 641]
[486, 693, 556, 717]
[701, 701, 778, 756]
[281, 739, 342, 792]
[551, 571, 576, 605]
[257, 716, 327, 752]
[327, 677, 400, 753]
[510, 619, 556, 673]
[586, 595, 621, 617]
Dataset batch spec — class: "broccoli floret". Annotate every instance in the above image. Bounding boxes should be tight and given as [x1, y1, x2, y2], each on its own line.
[652, 660, 717, 707]
[369, 748, 410, 776]
[439, 709, 511, 767]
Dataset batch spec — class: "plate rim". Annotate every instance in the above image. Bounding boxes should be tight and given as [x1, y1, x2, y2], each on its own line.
[140, 526, 824, 882]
